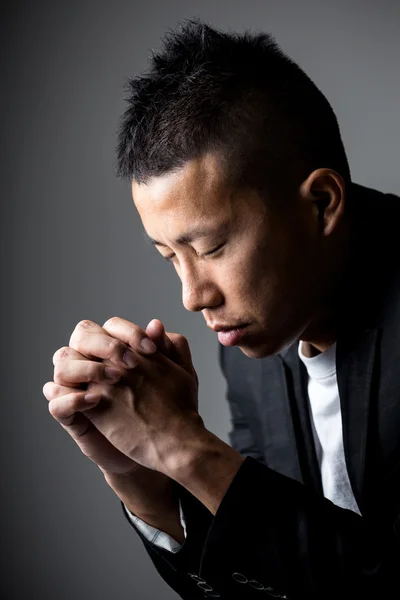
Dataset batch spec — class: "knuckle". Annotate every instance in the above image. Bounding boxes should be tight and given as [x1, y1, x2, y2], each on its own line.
[103, 316, 120, 328]
[51, 383, 63, 397]
[42, 381, 55, 398]
[128, 327, 146, 348]
[76, 319, 95, 330]
[69, 320, 93, 347]
[52, 346, 69, 365]
[101, 337, 125, 363]
[108, 336, 122, 355]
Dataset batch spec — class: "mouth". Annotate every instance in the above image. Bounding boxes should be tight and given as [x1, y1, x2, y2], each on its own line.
[215, 323, 249, 346]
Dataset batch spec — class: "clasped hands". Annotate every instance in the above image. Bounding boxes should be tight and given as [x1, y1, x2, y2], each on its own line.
[43, 317, 205, 479]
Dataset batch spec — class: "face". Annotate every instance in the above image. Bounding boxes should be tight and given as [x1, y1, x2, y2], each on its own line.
[132, 152, 338, 358]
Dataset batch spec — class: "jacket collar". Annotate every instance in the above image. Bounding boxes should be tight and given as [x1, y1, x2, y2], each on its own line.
[277, 328, 380, 516]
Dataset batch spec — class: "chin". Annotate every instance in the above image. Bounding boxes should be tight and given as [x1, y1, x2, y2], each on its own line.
[236, 345, 265, 358]
[238, 333, 299, 359]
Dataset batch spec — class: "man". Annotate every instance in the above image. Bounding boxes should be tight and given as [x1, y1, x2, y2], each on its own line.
[43, 19, 400, 599]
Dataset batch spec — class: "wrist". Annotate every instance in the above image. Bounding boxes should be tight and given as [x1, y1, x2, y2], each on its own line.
[104, 467, 177, 519]
[164, 429, 245, 515]
[104, 469, 185, 543]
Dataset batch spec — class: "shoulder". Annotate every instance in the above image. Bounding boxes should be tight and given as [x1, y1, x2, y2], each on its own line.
[349, 183, 400, 329]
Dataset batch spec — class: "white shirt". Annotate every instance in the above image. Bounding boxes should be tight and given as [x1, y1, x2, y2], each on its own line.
[123, 499, 187, 553]
[123, 340, 361, 551]
[297, 340, 361, 515]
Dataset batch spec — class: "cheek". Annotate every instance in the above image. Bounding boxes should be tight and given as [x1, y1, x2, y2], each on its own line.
[222, 238, 302, 316]
[217, 246, 275, 307]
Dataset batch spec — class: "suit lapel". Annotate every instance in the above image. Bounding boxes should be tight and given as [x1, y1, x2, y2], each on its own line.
[276, 328, 381, 513]
[259, 343, 326, 497]
[260, 353, 304, 486]
[336, 327, 380, 516]
[279, 344, 324, 497]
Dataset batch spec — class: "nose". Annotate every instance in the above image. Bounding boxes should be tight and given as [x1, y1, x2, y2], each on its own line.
[181, 266, 222, 312]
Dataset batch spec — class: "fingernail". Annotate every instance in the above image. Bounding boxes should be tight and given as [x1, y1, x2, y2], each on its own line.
[123, 350, 138, 368]
[104, 367, 121, 380]
[140, 337, 157, 354]
[84, 393, 99, 404]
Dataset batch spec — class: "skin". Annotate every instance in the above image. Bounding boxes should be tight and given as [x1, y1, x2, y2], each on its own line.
[43, 150, 354, 539]
[45, 316, 201, 541]
[133, 152, 352, 359]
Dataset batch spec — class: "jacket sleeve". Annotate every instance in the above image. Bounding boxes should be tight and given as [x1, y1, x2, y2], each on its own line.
[120, 484, 216, 599]
[118, 343, 266, 599]
[118, 345, 400, 599]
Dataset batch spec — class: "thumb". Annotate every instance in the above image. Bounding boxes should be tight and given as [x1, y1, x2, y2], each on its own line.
[165, 332, 196, 377]
[145, 319, 173, 355]
[145, 319, 195, 375]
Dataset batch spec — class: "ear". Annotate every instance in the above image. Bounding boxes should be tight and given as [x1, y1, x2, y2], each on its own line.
[299, 168, 347, 237]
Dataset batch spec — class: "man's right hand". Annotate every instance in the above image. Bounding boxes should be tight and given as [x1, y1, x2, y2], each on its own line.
[42, 318, 185, 539]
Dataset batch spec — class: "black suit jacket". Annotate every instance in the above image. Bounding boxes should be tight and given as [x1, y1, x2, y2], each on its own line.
[121, 183, 400, 599]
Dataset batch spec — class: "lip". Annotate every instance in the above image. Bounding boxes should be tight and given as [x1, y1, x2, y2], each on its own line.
[208, 323, 248, 332]
[216, 324, 249, 346]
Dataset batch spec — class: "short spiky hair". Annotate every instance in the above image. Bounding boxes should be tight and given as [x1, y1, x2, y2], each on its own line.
[116, 18, 351, 199]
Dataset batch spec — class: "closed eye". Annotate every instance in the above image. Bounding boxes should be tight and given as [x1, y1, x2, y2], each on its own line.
[164, 242, 226, 262]
[201, 242, 226, 257]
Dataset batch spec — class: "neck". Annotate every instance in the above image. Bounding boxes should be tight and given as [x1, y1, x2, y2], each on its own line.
[300, 339, 334, 357]
[300, 320, 338, 357]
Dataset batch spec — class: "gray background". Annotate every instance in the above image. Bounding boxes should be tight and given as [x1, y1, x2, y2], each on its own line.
[2, 1, 399, 598]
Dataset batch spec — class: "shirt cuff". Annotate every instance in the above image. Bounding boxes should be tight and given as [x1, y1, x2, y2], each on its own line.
[123, 500, 187, 553]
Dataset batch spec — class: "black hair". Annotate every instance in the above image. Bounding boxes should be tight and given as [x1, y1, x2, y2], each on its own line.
[116, 18, 351, 201]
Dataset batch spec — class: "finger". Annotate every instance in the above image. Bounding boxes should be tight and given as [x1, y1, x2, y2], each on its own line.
[52, 346, 97, 389]
[46, 389, 135, 473]
[101, 317, 157, 360]
[68, 319, 155, 371]
[43, 381, 111, 403]
[164, 332, 195, 374]
[53, 345, 88, 367]
[44, 379, 116, 411]
[145, 319, 173, 355]
[43, 381, 81, 401]
[47, 389, 102, 427]
[52, 350, 123, 387]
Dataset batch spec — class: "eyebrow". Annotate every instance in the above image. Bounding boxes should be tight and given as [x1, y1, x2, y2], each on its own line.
[143, 224, 227, 247]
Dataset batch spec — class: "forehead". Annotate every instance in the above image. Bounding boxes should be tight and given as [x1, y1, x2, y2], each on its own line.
[132, 153, 236, 235]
